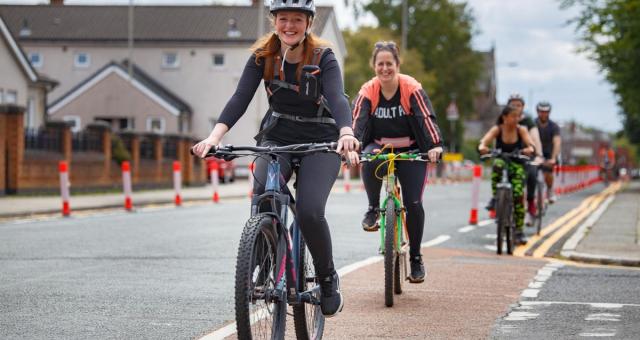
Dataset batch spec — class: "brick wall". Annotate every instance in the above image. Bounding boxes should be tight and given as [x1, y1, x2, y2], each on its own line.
[2, 109, 206, 194]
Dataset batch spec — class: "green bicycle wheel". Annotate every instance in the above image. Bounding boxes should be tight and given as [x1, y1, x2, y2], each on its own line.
[384, 198, 396, 307]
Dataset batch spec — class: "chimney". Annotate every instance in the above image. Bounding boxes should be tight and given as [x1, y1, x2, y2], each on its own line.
[50, 0, 64, 5]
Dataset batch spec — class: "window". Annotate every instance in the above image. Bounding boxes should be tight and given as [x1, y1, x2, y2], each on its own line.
[29, 52, 43, 68]
[162, 52, 179, 69]
[5, 90, 17, 104]
[63, 116, 81, 132]
[74, 52, 90, 68]
[212, 53, 225, 68]
[146, 117, 165, 133]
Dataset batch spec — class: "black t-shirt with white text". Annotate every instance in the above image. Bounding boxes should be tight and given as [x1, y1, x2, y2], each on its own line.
[371, 88, 415, 142]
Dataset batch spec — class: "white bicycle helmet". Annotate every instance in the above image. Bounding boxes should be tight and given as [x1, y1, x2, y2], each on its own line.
[270, 0, 316, 17]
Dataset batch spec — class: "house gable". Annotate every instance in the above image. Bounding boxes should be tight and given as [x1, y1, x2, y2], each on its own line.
[49, 63, 184, 116]
[0, 15, 37, 83]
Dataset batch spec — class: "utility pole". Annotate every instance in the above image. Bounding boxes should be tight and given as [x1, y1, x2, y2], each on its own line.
[401, 0, 408, 53]
[127, 0, 134, 79]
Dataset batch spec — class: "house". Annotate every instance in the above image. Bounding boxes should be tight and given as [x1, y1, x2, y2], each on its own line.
[0, 2, 347, 146]
[48, 60, 191, 134]
[0, 14, 57, 129]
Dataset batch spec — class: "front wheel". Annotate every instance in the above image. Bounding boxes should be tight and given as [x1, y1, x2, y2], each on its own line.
[495, 189, 511, 255]
[235, 214, 286, 340]
[384, 199, 396, 307]
[535, 180, 544, 235]
[293, 231, 325, 340]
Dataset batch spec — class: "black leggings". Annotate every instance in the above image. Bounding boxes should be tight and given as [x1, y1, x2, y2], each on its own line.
[361, 143, 428, 258]
[526, 163, 537, 202]
[252, 140, 340, 277]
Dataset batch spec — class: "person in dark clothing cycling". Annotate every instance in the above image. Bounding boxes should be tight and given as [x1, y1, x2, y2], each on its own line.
[192, 0, 358, 317]
[350, 41, 444, 283]
[478, 104, 535, 245]
[534, 101, 561, 203]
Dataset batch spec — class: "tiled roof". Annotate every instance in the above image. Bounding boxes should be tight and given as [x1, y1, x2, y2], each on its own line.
[0, 5, 333, 43]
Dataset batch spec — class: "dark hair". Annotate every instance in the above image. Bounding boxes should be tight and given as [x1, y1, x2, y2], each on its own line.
[496, 104, 519, 125]
[371, 41, 401, 66]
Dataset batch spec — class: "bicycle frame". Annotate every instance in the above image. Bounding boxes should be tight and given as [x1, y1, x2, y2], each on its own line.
[250, 155, 320, 306]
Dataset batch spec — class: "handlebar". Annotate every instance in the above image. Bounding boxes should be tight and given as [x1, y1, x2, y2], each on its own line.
[359, 149, 438, 163]
[480, 149, 531, 162]
[191, 142, 338, 160]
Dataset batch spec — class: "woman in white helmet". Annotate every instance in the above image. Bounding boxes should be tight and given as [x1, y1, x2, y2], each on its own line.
[192, 0, 356, 317]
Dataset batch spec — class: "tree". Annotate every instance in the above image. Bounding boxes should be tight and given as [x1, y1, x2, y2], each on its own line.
[342, 26, 436, 100]
[361, 0, 483, 152]
[561, 0, 640, 147]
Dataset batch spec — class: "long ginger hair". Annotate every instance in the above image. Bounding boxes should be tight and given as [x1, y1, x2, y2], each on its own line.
[251, 14, 331, 82]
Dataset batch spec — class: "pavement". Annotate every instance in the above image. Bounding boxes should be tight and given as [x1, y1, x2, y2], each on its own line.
[1, 179, 639, 267]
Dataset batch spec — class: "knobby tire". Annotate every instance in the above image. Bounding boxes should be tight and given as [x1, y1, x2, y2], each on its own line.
[235, 214, 286, 340]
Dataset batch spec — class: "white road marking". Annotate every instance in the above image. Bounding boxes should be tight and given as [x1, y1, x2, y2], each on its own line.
[585, 313, 621, 322]
[520, 301, 640, 308]
[458, 225, 475, 233]
[200, 234, 451, 340]
[528, 281, 544, 289]
[484, 234, 496, 239]
[579, 328, 617, 337]
[504, 311, 539, 321]
[478, 219, 493, 227]
[521, 289, 540, 298]
[421, 234, 451, 248]
[484, 244, 497, 251]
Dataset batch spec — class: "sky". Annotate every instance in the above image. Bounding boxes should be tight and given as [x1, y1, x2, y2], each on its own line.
[1, 0, 623, 132]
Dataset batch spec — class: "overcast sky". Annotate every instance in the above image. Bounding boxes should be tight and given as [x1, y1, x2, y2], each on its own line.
[1, 0, 622, 132]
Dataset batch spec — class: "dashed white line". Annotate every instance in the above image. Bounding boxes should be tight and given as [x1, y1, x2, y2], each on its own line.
[458, 225, 475, 233]
[477, 219, 493, 227]
[579, 328, 617, 337]
[200, 234, 451, 340]
[421, 234, 451, 248]
[504, 311, 539, 321]
[521, 289, 540, 298]
[585, 313, 621, 322]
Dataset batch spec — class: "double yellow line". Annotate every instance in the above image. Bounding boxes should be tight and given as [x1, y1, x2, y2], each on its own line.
[513, 182, 622, 258]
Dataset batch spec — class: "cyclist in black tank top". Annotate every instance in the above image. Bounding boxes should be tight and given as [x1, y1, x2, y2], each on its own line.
[495, 128, 524, 153]
[478, 105, 534, 245]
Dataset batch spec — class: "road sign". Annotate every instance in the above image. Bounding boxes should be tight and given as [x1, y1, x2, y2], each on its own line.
[446, 101, 459, 121]
[442, 152, 463, 162]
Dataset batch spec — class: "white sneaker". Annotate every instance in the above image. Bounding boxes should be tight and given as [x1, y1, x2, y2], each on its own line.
[525, 213, 533, 226]
[548, 193, 557, 204]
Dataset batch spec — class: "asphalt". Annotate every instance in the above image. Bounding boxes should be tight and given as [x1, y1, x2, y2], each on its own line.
[1, 179, 639, 267]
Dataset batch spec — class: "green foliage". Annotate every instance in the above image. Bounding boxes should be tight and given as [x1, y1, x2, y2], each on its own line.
[111, 135, 131, 165]
[342, 26, 436, 100]
[361, 0, 483, 151]
[461, 138, 481, 163]
[562, 0, 640, 146]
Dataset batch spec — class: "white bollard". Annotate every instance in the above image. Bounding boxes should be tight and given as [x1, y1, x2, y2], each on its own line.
[173, 161, 182, 206]
[58, 161, 71, 216]
[468, 165, 482, 224]
[343, 164, 351, 193]
[210, 161, 220, 203]
[122, 161, 133, 211]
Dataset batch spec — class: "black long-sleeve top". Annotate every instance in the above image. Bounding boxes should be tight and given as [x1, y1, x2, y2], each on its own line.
[217, 48, 351, 144]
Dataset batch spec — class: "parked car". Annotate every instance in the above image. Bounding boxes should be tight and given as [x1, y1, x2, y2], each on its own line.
[207, 158, 235, 183]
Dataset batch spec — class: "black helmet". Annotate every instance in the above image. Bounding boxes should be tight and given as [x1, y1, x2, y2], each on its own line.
[507, 92, 525, 105]
[536, 101, 552, 112]
[269, 0, 316, 17]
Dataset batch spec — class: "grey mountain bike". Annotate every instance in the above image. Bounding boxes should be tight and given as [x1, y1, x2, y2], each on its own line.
[199, 142, 337, 340]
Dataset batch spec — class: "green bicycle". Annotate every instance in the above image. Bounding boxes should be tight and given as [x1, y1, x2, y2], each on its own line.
[360, 147, 431, 307]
